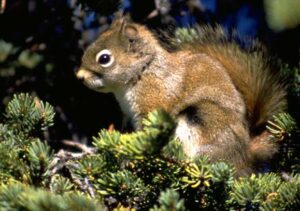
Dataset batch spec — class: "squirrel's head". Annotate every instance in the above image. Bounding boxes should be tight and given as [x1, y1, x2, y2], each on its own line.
[76, 18, 162, 93]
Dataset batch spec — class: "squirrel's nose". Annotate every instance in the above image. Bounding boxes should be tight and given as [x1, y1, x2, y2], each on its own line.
[76, 69, 88, 81]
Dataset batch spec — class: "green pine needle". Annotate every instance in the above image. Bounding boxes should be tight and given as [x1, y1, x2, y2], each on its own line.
[267, 113, 297, 141]
[151, 189, 185, 211]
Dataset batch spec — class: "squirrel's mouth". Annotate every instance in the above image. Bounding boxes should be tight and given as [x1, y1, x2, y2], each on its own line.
[76, 68, 105, 91]
[84, 76, 105, 91]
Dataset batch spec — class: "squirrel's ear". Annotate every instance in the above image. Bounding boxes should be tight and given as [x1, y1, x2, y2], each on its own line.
[123, 24, 139, 40]
[116, 17, 139, 40]
[112, 15, 139, 41]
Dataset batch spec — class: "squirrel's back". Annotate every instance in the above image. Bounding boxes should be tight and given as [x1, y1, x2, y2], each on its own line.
[178, 26, 287, 134]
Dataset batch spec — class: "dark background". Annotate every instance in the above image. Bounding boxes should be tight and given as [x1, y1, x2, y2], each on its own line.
[0, 0, 299, 147]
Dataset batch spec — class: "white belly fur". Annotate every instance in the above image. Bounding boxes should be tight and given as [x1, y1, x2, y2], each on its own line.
[175, 117, 202, 158]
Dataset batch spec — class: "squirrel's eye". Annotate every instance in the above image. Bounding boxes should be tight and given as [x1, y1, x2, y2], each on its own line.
[96, 49, 114, 68]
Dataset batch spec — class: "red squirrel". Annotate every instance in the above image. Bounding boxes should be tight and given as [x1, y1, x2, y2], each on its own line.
[76, 18, 287, 175]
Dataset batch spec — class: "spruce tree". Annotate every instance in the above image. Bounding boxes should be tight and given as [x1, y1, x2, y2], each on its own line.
[0, 93, 299, 210]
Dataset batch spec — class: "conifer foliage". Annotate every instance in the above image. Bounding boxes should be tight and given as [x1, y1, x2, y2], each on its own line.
[0, 93, 299, 210]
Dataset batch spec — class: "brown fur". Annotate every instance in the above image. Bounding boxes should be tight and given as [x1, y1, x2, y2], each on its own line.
[76, 19, 286, 176]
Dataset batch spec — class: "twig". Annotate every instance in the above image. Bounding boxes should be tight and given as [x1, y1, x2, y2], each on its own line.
[84, 177, 96, 198]
[72, 176, 84, 190]
[62, 139, 96, 154]
[68, 174, 96, 198]
[48, 149, 87, 175]
[47, 146, 97, 196]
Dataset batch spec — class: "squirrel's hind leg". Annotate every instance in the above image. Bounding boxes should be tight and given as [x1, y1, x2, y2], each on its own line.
[174, 102, 253, 176]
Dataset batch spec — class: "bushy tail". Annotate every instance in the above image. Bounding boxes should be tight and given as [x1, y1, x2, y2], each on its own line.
[249, 131, 279, 162]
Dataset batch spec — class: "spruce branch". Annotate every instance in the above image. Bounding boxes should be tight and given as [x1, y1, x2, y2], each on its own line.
[267, 113, 297, 141]
[0, 94, 300, 210]
[33, 97, 55, 130]
[150, 189, 185, 211]
[50, 175, 74, 195]
[0, 182, 104, 210]
[181, 162, 212, 189]
[210, 162, 235, 186]
[5, 93, 55, 134]
[161, 138, 186, 161]
[228, 174, 263, 209]
[96, 170, 150, 209]
[71, 154, 107, 182]
[0, 182, 26, 210]
[94, 110, 175, 159]
[27, 140, 54, 186]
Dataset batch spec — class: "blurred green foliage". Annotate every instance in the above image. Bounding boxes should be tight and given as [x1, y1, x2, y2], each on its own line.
[265, 0, 300, 31]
